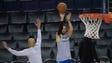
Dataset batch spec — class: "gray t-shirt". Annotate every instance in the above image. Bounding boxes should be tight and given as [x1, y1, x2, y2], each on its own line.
[56, 33, 71, 61]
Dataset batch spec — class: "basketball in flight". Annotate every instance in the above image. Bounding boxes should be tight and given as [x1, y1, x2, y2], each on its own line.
[57, 2, 67, 13]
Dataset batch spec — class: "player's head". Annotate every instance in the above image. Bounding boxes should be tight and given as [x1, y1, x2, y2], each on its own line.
[28, 36, 36, 47]
[62, 25, 67, 34]
[58, 24, 67, 35]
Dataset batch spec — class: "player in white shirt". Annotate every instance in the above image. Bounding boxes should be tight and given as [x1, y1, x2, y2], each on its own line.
[2, 18, 43, 63]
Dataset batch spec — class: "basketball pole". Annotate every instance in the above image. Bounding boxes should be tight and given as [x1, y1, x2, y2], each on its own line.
[103, 0, 106, 13]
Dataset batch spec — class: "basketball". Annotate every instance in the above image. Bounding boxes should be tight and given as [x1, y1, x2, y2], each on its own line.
[57, 2, 67, 13]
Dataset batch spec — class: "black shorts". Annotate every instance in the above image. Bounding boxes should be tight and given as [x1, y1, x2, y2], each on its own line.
[79, 37, 97, 63]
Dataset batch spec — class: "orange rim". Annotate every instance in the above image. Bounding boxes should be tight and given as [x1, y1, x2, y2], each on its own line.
[79, 13, 103, 18]
[108, 12, 112, 19]
[79, 13, 110, 23]
[103, 14, 111, 24]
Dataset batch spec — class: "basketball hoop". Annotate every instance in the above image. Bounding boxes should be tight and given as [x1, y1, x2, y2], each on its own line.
[79, 13, 111, 39]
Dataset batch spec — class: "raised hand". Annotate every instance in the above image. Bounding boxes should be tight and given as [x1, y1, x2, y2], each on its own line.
[66, 12, 71, 21]
[59, 13, 65, 21]
[2, 41, 9, 49]
[35, 18, 41, 29]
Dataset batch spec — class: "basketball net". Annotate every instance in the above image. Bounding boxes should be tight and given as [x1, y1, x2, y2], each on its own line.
[80, 17, 102, 39]
[79, 14, 103, 39]
[79, 13, 112, 39]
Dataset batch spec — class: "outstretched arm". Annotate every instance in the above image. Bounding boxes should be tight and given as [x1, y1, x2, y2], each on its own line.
[66, 13, 73, 37]
[56, 13, 65, 42]
[8, 48, 29, 56]
[2, 41, 29, 56]
[35, 18, 42, 46]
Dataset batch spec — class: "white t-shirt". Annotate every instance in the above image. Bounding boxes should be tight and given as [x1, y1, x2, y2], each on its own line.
[8, 29, 42, 63]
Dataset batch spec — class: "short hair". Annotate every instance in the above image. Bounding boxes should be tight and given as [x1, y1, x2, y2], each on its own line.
[28, 35, 36, 42]
[29, 36, 34, 38]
